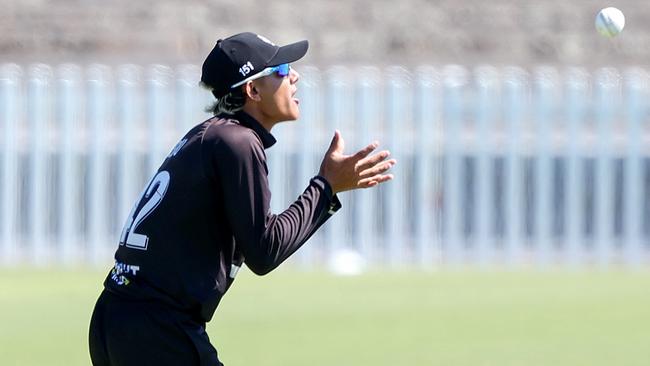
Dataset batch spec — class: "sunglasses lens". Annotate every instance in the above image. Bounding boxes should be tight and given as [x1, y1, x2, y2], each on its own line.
[276, 64, 290, 76]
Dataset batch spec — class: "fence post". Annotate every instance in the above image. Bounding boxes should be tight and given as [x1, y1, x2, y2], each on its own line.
[623, 68, 647, 267]
[348, 66, 380, 267]
[87, 64, 113, 265]
[442, 65, 468, 265]
[293, 66, 322, 268]
[175, 64, 207, 133]
[414, 66, 441, 268]
[56, 64, 83, 265]
[322, 66, 353, 262]
[1, 64, 22, 266]
[564, 68, 589, 267]
[533, 67, 559, 267]
[502, 67, 528, 266]
[594, 68, 619, 268]
[27, 64, 53, 266]
[146, 65, 174, 175]
[384, 66, 410, 268]
[116, 65, 144, 236]
[474, 66, 499, 267]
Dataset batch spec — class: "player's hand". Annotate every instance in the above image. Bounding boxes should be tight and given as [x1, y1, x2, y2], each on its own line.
[318, 130, 396, 194]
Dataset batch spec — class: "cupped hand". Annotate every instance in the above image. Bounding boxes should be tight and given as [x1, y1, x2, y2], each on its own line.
[318, 130, 396, 194]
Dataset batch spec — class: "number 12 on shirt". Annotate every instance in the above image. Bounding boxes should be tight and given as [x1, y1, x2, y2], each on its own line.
[119, 170, 171, 250]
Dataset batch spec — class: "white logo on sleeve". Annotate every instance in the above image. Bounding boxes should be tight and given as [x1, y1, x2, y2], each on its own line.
[256, 35, 276, 46]
[167, 138, 188, 158]
[229, 264, 241, 279]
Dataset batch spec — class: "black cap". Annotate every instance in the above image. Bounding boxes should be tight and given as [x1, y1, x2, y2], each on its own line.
[201, 32, 309, 98]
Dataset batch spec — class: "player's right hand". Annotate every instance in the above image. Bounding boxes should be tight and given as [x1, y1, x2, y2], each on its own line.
[318, 130, 396, 194]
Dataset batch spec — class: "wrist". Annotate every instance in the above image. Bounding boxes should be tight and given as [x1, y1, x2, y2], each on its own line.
[313, 175, 336, 197]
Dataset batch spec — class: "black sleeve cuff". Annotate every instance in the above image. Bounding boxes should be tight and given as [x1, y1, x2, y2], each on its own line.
[311, 175, 333, 199]
[311, 175, 342, 214]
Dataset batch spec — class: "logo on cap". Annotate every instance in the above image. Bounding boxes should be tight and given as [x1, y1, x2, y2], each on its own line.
[256, 34, 276, 46]
[239, 61, 255, 77]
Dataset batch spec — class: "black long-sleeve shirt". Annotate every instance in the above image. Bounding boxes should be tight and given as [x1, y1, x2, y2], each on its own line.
[104, 111, 341, 322]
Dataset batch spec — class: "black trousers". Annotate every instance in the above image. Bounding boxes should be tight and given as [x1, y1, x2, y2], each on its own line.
[89, 290, 224, 366]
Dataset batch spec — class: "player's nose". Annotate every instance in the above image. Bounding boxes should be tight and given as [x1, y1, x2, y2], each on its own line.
[290, 68, 300, 84]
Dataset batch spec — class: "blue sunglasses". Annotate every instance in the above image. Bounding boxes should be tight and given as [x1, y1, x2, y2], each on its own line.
[231, 64, 291, 88]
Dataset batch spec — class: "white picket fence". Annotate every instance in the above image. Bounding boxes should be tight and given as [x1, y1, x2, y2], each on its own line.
[1, 63, 649, 268]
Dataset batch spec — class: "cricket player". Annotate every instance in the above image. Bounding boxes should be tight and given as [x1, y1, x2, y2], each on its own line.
[88, 32, 396, 365]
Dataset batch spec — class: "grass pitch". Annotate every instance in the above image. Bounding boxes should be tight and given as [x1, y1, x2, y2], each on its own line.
[1, 268, 649, 366]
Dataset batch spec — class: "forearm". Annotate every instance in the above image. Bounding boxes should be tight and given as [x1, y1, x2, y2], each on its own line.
[245, 176, 340, 275]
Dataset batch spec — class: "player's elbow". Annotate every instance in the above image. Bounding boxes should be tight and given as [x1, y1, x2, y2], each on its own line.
[245, 258, 278, 276]
[249, 266, 273, 276]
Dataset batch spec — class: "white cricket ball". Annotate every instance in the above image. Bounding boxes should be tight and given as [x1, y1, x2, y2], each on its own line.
[595, 7, 625, 38]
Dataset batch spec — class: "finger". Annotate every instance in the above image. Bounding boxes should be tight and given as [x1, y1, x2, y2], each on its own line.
[351, 141, 379, 161]
[359, 159, 396, 178]
[358, 174, 393, 188]
[326, 130, 344, 154]
[356, 152, 392, 173]
[358, 174, 394, 188]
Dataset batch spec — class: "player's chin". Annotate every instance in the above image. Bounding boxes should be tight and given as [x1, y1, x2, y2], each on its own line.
[286, 104, 300, 121]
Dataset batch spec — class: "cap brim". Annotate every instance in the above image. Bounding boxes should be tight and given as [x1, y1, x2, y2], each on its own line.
[268, 40, 309, 66]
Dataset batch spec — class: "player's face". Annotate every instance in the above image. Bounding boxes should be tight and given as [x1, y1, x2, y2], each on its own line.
[254, 67, 301, 123]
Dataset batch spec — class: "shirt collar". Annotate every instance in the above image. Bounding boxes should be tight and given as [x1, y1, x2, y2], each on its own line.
[223, 111, 277, 149]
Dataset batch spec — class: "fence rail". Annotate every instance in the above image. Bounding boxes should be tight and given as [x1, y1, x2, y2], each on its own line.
[1, 63, 650, 268]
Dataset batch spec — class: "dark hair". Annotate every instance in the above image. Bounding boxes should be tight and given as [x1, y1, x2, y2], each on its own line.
[202, 84, 246, 116]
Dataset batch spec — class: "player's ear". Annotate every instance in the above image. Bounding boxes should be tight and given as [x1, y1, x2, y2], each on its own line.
[244, 82, 262, 102]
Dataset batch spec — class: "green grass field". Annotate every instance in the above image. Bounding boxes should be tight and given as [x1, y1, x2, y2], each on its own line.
[1, 268, 649, 366]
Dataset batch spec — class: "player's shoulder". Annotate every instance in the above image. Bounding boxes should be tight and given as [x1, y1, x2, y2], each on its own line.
[202, 116, 262, 154]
